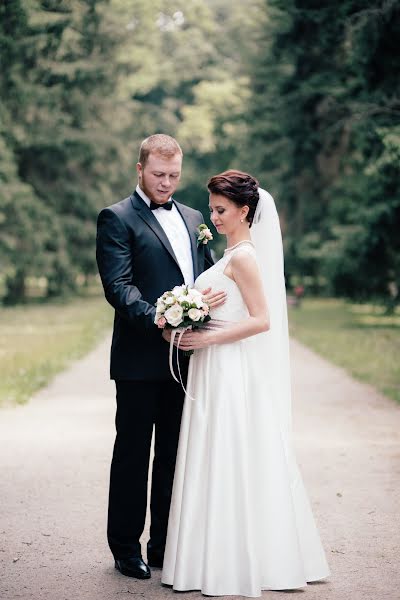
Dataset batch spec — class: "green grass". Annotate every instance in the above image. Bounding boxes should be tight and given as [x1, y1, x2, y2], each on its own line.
[288, 298, 400, 403]
[0, 296, 113, 406]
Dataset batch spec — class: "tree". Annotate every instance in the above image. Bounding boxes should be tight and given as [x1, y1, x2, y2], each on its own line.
[0, 0, 66, 301]
[0, 0, 126, 301]
[0, 0, 264, 302]
[248, 0, 400, 306]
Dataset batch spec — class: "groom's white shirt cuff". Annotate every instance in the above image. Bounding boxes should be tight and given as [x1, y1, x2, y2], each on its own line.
[135, 185, 194, 286]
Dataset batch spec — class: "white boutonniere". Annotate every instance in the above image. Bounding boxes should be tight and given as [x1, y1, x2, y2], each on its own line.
[197, 223, 213, 247]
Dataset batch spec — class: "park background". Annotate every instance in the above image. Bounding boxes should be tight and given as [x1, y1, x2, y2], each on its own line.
[0, 0, 399, 407]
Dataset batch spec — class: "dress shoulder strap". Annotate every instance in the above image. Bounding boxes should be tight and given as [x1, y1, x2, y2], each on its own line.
[223, 240, 256, 262]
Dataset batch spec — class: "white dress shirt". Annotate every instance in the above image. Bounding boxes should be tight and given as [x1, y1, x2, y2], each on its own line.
[136, 185, 194, 286]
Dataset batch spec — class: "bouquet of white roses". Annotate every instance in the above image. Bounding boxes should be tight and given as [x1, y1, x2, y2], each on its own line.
[155, 284, 211, 331]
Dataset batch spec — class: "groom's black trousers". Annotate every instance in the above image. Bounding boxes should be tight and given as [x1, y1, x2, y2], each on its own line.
[107, 378, 186, 560]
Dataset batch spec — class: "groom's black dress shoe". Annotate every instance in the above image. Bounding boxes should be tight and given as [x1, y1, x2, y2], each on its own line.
[114, 557, 151, 579]
[147, 553, 163, 568]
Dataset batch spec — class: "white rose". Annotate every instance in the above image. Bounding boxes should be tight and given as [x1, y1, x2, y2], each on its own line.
[164, 295, 175, 305]
[172, 285, 186, 296]
[191, 288, 202, 297]
[188, 308, 202, 322]
[187, 289, 200, 300]
[164, 305, 184, 327]
[185, 289, 201, 305]
[193, 295, 204, 308]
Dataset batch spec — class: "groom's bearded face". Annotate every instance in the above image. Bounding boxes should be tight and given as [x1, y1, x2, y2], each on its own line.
[137, 152, 182, 205]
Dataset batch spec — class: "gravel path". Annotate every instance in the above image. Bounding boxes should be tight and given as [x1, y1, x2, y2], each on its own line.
[1, 335, 399, 600]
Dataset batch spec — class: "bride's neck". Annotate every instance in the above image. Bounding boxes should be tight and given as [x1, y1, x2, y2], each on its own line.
[226, 230, 251, 249]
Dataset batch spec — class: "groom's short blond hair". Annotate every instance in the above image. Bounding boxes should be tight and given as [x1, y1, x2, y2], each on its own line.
[139, 134, 183, 167]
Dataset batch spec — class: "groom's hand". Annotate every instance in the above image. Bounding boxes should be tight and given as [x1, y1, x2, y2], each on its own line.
[161, 328, 187, 347]
[202, 287, 227, 309]
[162, 329, 172, 343]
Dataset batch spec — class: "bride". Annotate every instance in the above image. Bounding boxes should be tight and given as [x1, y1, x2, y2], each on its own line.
[161, 170, 330, 597]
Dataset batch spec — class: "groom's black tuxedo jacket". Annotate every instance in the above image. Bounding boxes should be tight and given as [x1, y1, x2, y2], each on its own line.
[96, 191, 213, 381]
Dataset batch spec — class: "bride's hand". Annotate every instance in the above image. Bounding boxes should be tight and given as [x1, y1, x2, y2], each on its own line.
[162, 328, 186, 347]
[202, 286, 227, 309]
[178, 329, 216, 351]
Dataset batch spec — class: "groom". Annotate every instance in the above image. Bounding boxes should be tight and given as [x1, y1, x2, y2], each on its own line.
[96, 134, 223, 579]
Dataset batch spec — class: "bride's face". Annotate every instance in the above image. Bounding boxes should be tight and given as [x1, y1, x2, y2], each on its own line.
[209, 193, 248, 236]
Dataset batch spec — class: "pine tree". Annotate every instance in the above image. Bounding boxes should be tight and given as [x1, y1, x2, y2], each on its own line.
[248, 0, 400, 306]
[0, 0, 65, 301]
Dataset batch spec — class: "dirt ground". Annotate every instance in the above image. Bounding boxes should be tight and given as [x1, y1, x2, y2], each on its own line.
[0, 335, 399, 600]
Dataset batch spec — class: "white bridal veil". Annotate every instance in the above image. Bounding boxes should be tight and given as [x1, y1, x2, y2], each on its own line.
[250, 188, 292, 443]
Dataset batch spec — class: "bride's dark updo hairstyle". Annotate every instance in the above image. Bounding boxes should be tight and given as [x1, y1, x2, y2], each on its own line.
[207, 170, 259, 227]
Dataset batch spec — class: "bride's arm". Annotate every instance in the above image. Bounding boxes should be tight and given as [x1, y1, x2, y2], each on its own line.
[178, 251, 270, 351]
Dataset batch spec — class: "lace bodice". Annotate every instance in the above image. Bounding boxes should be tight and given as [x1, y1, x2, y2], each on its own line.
[195, 240, 256, 322]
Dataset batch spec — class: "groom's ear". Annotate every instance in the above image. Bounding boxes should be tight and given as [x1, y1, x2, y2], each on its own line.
[136, 162, 143, 181]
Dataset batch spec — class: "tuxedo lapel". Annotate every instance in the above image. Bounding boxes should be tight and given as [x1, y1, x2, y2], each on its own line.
[131, 192, 180, 269]
[174, 201, 200, 280]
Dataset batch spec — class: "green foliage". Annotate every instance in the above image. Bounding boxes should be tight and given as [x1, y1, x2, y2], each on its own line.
[0, 0, 127, 302]
[0, 134, 58, 303]
[0, 0, 398, 307]
[249, 0, 400, 308]
[0, 0, 262, 302]
[111, 0, 262, 212]
[323, 125, 400, 308]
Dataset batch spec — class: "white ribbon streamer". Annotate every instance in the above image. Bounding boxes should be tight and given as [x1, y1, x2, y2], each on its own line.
[169, 327, 197, 402]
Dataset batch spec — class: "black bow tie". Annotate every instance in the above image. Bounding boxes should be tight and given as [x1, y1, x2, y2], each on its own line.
[150, 200, 173, 211]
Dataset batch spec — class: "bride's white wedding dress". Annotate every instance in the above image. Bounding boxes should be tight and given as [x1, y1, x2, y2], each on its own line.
[162, 239, 330, 597]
